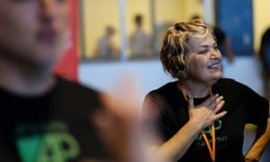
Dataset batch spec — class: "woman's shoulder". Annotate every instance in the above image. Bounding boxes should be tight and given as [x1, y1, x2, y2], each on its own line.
[215, 78, 251, 92]
[147, 81, 178, 97]
[215, 78, 241, 87]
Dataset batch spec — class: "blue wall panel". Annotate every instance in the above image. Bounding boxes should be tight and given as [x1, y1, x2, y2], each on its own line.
[216, 0, 253, 55]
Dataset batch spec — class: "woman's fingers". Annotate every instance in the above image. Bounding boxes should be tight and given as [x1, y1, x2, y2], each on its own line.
[213, 99, 225, 114]
[201, 94, 219, 106]
[207, 100, 226, 123]
[209, 96, 224, 109]
[188, 94, 226, 121]
[212, 111, 227, 121]
[188, 94, 224, 112]
[187, 95, 194, 108]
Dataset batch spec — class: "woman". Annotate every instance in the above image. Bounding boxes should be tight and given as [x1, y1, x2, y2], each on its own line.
[143, 19, 270, 162]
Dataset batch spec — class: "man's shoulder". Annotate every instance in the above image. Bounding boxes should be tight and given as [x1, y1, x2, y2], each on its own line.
[56, 76, 102, 100]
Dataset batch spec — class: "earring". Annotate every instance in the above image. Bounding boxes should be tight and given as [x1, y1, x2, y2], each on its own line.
[177, 69, 187, 79]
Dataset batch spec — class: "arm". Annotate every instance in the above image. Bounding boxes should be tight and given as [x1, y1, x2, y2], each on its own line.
[93, 83, 145, 162]
[151, 117, 208, 162]
[144, 94, 226, 162]
[245, 105, 270, 162]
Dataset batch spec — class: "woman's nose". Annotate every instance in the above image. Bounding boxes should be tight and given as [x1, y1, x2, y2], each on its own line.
[210, 49, 221, 60]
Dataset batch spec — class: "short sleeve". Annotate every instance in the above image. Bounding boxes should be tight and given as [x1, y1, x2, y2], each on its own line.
[142, 92, 169, 143]
[240, 82, 269, 126]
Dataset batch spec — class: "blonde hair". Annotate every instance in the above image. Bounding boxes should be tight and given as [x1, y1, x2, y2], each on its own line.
[160, 18, 212, 79]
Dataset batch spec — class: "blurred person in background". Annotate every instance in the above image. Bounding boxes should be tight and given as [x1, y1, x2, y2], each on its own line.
[0, 0, 143, 162]
[143, 19, 270, 162]
[259, 27, 270, 99]
[213, 24, 235, 63]
[191, 15, 235, 63]
[129, 14, 152, 57]
[96, 25, 119, 59]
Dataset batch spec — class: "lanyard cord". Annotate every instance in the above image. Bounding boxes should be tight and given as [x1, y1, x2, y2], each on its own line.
[178, 84, 216, 162]
[201, 123, 216, 162]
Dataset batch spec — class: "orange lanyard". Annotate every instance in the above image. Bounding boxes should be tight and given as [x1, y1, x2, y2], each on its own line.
[201, 123, 216, 162]
[179, 84, 216, 162]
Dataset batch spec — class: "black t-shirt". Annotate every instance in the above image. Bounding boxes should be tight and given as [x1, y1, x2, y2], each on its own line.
[0, 76, 110, 162]
[144, 78, 269, 162]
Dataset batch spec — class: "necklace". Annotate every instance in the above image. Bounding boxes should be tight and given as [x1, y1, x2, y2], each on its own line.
[178, 83, 216, 162]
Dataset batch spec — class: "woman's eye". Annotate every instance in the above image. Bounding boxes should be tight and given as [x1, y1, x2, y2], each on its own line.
[198, 49, 208, 54]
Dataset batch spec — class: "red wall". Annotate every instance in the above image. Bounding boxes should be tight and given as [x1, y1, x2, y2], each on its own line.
[54, 0, 79, 81]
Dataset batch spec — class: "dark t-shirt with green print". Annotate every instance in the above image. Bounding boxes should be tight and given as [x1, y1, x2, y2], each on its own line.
[0, 76, 110, 162]
[144, 78, 269, 162]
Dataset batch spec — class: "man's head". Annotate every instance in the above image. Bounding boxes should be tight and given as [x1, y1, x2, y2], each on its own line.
[0, 0, 70, 71]
[134, 14, 143, 27]
[106, 26, 115, 37]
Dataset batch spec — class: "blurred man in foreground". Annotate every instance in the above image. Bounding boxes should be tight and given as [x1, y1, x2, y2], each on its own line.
[0, 0, 144, 161]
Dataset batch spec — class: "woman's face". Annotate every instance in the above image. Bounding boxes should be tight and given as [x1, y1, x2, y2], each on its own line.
[184, 33, 222, 85]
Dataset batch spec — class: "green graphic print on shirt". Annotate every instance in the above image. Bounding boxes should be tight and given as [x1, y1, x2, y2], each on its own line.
[15, 121, 80, 162]
[195, 119, 228, 147]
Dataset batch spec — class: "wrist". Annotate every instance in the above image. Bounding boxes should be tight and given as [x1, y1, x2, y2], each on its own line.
[186, 120, 203, 134]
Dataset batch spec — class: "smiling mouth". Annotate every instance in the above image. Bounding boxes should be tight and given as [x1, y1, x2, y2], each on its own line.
[208, 63, 221, 69]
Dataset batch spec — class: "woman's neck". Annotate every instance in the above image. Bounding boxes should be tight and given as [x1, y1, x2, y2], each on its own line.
[178, 80, 211, 98]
